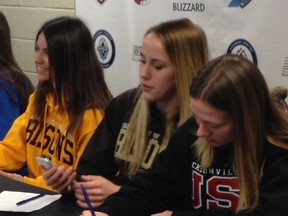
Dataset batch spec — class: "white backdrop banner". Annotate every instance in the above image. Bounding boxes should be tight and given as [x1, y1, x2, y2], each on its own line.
[76, 0, 288, 97]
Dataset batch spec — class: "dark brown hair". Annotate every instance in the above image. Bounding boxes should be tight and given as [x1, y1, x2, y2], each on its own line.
[34, 17, 112, 133]
[0, 11, 34, 112]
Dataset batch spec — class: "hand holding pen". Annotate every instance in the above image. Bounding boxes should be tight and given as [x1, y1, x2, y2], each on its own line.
[81, 210, 108, 216]
[81, 184, 96, 216]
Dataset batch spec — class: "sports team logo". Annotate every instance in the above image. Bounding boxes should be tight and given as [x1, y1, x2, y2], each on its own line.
[97, 0, 106, 4]
[93, 30, 116, 69]
[134, 0, 150, 6]
[132, 45, 142, 62]
[227, 39, 258, 65]
[282, 57, 288, 76]
[228, 0, 251, 8]
[172, 2, 206, 12]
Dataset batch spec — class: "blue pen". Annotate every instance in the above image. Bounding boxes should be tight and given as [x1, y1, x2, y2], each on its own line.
[80, 184, 96, 216]
[16, 194, 45, 206]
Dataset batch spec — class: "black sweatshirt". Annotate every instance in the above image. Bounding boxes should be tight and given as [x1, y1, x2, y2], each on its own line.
[76, 88, 166, 185]
[97, 118, 288, 216]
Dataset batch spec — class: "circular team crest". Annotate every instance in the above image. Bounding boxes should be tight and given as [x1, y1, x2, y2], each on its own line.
[227, 39, 258, 65]
[134, 0, 150, 5]
[93, 29, 115, 69]
[96, 0, 106, 4]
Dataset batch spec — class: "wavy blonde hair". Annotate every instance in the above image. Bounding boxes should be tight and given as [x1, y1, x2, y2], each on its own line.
[121, 18, 209, 176]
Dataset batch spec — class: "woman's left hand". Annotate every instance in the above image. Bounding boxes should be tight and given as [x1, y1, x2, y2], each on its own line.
[0, 170, 23, 182]
[73, 175, 120, 208]
[151, 211, 173, 216]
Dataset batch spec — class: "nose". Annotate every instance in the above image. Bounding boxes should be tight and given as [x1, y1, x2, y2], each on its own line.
[196, 122, 210, 137]
[139, 64, 151, 80]
[34, 51, 43, 64]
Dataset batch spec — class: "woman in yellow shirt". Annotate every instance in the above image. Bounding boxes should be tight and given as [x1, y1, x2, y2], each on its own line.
[0, 17, 112, 191]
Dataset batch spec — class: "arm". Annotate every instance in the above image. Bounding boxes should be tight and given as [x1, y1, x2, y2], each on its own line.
[76, 88, 140, 181]
[0, 111, 27, 171]
[76, 112, 119, 179]
[96, 119, 197, 216]
[73, 98, 130, 207]
[42, 109, 105, 193]
[234, 146, 288, 216]
[171, 145, 288, 216]
[0, 82, 21, 139]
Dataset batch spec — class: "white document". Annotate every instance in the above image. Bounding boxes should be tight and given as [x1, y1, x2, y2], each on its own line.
[0, 190, 61, 212]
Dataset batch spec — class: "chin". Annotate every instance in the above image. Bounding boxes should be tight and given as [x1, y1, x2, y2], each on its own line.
[142, 93, 155, 102]
[37, 77, 49, 82]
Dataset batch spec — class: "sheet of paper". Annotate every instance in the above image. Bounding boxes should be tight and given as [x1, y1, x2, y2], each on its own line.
[0, 190, 61, 212]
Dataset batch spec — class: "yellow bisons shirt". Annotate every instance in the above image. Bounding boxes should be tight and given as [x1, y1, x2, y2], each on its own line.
[0, 92, 103, 191]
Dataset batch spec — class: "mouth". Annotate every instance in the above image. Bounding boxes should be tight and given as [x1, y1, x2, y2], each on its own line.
[141, 83, 152, 92]
[36, 66, 48, 72]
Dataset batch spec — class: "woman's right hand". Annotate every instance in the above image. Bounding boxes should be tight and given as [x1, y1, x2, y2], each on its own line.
[43, 165, 76, 193]
[81, 210, 108, 216]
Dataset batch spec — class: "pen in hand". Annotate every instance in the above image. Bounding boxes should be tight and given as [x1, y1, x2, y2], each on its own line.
[16, 194, 45, 206]
[80, 184, 96, 216]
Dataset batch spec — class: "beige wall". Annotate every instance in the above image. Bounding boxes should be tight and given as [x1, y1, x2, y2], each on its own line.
[0, 0, 75, 86]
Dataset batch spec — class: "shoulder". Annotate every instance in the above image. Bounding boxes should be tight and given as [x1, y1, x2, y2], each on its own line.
[261, 142, 288, 193]
[22, 92, 37, 111]
[0, 77, 15, 90]
[262, 141, 288, 177]
[27, 91, 37, 102]
[169, 118, 198, 146]
[83, 108, 104, 123]
[111, 87, 140, 105]
[265, 142, 288, 164]
[106, 87, 141, 112]
[79, 108, 105, 133]
[175, 118, 198, 136]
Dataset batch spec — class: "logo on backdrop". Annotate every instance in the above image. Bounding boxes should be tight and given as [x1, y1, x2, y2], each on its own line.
[172, 2, 205, 12]
[93, 30, 116, 69]
[282, 57, 288, 76]
[228, 0, 251, 8]
[132, 45, 142, 62]
[97, 0, 106, 4]
[134, 0, 150, 5]
[227, 39, 258, 65]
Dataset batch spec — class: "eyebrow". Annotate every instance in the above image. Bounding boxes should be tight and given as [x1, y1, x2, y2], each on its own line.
[139, 52, 168, 65]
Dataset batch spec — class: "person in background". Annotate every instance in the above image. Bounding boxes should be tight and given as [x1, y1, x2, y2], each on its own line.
[59, 18, 209, 208]
[82, 54, 288, 216]
[270, 86, 288, 112]
[0, 11, 34, 139]
[0, 16, 112, 191]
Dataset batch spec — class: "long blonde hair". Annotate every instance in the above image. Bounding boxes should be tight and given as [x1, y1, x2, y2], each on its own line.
[121, 18, 209, 176]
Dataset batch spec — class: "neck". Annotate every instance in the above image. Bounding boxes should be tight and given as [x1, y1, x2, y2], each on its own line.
[156, 93, 178, 118]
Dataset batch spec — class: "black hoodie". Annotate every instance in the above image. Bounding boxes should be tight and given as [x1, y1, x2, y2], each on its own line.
[97, 118, 288, 216]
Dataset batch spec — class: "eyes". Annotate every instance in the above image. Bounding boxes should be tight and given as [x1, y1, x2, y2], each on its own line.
[195, 117, 224, 130]
[140, 56, 166, 70]
[34, 45, 49, 55]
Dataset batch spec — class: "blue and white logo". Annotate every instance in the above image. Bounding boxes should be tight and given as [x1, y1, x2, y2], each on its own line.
[228, 0, 251, 8]
[93, 30, 115, 69]
[227, 39, 258, 65]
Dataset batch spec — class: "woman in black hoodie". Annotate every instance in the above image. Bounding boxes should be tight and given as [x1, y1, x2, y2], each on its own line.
[83, 54, 288, 216]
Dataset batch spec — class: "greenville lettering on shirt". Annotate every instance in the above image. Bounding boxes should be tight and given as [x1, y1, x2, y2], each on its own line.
[192, 161, 239, 211]
[114, 122, 163, 170]
[26, 119, 74, 166]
